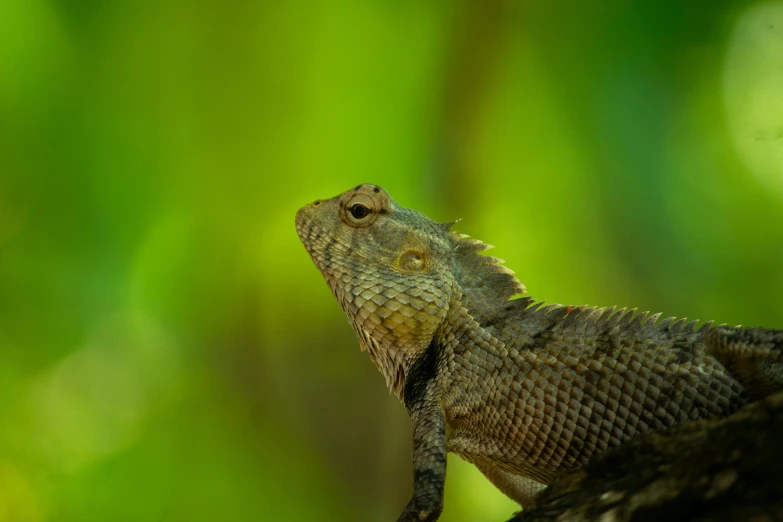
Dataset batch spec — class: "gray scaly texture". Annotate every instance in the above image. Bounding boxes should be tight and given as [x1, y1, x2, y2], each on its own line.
[295, 184, 783, 522]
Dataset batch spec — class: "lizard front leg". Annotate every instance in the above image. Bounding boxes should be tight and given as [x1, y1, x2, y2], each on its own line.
[399, 398, 447, 522]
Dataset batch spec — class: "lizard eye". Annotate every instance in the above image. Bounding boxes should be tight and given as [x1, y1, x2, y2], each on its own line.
[341, 190, 384, 228]
[350, 204, 370, 219]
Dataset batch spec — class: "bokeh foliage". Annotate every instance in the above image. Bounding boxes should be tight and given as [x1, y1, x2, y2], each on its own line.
[1, 1, 782, 521]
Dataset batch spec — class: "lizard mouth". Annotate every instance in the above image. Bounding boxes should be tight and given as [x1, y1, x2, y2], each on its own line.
[294, 208, 337, 263]
[294, 207, 317, 247]
[295, 206, 373, 266]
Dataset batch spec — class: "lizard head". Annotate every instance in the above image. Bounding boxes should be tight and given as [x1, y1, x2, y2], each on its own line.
[295, 184, 455, 395]
[296, 184, 527, 397]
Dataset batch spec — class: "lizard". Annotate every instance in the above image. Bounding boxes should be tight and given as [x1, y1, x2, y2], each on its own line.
[295, 184, 783, 522]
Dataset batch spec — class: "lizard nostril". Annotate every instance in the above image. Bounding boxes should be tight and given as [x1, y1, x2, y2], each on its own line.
[313, 200, 321, 206]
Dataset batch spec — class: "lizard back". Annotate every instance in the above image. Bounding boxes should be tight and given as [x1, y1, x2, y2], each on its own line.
[437, 299, 747, 484]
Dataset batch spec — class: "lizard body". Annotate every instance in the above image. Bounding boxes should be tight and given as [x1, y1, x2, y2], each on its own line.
[295, 184, 783, 521]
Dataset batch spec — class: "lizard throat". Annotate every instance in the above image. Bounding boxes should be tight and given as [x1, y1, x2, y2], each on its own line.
[353, 322, 410, 399]
[324, 279, 416, 400]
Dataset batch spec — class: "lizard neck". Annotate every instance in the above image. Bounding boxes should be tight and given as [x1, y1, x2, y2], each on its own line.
[361, 324, 423, 401]
[437, 285, 516, 364]
[395, 283, 503, 407]
[447, 284, 530, 344]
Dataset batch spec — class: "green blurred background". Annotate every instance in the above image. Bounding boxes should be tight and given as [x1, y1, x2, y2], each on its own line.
[1, 0, 782, 520]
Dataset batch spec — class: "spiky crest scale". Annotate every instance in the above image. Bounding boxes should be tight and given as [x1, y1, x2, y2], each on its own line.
[503, 299, 717, 341]
[450, 232, 527, 320]
[447, 224, 718, 345]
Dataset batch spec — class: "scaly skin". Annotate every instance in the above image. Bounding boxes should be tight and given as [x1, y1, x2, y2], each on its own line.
[295, 184, 783, 522]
